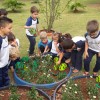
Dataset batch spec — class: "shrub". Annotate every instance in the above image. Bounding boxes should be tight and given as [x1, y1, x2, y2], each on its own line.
[3, 0, 25, 12]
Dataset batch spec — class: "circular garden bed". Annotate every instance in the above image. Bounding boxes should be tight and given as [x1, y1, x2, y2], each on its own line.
[14, 54, 72, 89]
[53, 75, 100, 100]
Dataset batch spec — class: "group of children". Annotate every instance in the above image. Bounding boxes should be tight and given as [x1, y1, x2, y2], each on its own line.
[0, 5, 100, 88]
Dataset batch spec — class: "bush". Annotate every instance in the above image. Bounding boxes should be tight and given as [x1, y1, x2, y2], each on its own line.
[67, 0, 86, 13]
[3, 0, 25, 12]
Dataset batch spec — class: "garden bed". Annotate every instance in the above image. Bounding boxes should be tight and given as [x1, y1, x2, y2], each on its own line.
[14, 55, 72, 89]
[0, 85, 50, 100]
[53, 75, 100, 100]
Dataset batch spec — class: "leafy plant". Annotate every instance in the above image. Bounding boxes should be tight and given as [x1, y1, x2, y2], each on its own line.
[62, 80, 83, 100]
[27, 87, 43, 100]
[57, 72, 66, 80]
[87, 80, 100, 99]
[67, 0, 86, 13]
[9, 85, 20, 100]
[3, 0, 25, 12]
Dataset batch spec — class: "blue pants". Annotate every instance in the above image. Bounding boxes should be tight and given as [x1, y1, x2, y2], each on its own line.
[71, 49, 84, 70]
[84, 49, 100, 72]
[0, 65, 10, 88]
[26, 35, 36, 55]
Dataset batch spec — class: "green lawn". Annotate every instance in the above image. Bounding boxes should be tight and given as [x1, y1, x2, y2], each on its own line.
[0, 0, 100, 74]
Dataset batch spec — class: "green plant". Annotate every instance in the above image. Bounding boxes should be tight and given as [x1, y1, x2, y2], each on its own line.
[62, 80, 83, 100]
[27, 87, 43, 100]
[3, 0, 25, 12]
[9, 85, 20, 100]
[87, 80, 99, 99]
[57, 72, 66, 80]
[67, 0, 85, 13]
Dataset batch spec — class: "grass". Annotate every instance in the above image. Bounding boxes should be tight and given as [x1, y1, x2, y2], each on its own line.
[0, 0, 100, 74]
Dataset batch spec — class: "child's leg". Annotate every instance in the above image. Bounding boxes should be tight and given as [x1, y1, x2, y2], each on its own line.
[26, 35, 36, 55]
[75, 49, 84, 71]
[84, 49, 95, 72]
[93, 54, 100, 74]
[2, 65, 10, 87]
[39, 45, 45, 53]
[71, 50, 77, 68]
[0, 68, 3, 87]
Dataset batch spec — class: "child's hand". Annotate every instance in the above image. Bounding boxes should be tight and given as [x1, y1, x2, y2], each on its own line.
[65, 59, 71, 64]
[84, 51, 89, 59]
[77, 48, 81, 51]
[56, 60, 61, 65]
[98, 52, 100, 57]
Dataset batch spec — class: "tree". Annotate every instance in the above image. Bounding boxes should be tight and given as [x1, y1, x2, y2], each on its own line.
[39, 0, 61, 32]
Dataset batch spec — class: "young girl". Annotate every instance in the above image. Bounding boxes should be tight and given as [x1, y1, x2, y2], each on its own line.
[24, 6, 39, 56]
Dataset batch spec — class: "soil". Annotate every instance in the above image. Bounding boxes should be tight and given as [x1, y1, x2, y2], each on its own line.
[0, 86, 47, 100]
[55, 77, 100, 100]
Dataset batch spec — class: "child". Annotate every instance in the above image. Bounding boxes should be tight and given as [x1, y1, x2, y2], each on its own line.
[24, 6, 39, 56]
[0, 17, 13, 87]
[0, 9, 8, 17]
[44, 32, 61, 59]
[38, 31, 51, 56]
[84, 20, 100, 76]
[8, 32, 20, 48]
[60, 36, 85, 73]
[8, 32, 20, 72]
[8, 46, 20, 73]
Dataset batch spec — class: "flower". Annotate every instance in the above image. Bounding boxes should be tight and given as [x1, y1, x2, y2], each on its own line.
[43, 73, 46, 75]
[74, 91, 77, 94]
[69, 87, 72, 89]
[74, 84, 78, 86]
[64, 90, 66, 92]
[62, 84, 66, 87]
[93, 96, 96, 98]
[88, 92, 90, 95]
[90, 76, 93, 78]
[68, 81, 70, 83]
[47, 74, 50, 77]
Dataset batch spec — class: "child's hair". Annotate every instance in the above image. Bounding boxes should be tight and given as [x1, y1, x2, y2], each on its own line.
[59, 33, 72, 43]
[0, 9, 8, 17]
[61, 39, 74, 50]
[86, 20, 99, 34]
[30, 6, 39, 13]
[40, 31, 47, 39]
[9, 47, 20, 59]
[0, 17, 13, 27]
[8, 32, 15, 42]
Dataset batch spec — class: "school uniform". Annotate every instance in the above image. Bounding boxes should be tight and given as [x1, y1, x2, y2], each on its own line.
[0, 36, 10, 87]
[84, 32, 100, 72]
[71, 36, 85, 70]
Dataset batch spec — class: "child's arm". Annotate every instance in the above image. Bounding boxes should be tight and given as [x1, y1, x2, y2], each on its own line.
[37, 48, 41, 56]
[56, 52, 64, 65]
[84, 41, 89, 59]
[43, 45, 49, 53]
[54, 42, 60, 53]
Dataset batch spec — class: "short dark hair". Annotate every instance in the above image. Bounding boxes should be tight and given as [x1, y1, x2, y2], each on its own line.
[0, 9, 8, 17]
[0, 17, 13, 27]
[8, 32, 15, 42]
[86, 20, 99, 33]
[61, 39, 74, 50]
[30, 6, 39, 13]
[59, 33, 72, 43]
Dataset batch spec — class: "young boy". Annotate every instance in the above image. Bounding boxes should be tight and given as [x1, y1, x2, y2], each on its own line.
[38, 31, 51, 56]
[59, 36, 85, 73]
[0, 9, 8, 17]
[84, 20, 100, 76]
[0, 17, 13, 87]
[24, 6, 39, 56]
